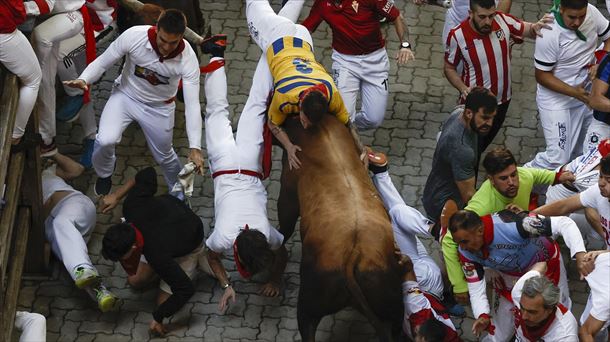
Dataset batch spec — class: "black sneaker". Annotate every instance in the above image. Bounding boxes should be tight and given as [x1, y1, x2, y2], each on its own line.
[40, 139, 58, 157]
[95, 176, 112, 196]
[202, 27, 227, 58]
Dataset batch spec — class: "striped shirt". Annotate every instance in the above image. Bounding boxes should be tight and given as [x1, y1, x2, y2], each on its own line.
[445, 12, 524, 104]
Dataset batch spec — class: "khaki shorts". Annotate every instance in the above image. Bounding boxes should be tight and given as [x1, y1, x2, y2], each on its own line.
[156, 244, 215, 294]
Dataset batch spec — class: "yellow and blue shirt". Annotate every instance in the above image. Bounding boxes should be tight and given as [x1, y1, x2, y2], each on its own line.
[265, 36, 349, 126]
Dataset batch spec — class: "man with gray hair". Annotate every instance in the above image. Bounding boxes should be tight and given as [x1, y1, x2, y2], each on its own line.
[511, 262, 578, 341]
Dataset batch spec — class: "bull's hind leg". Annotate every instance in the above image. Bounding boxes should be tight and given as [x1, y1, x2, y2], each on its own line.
[298, 270, 351, 342]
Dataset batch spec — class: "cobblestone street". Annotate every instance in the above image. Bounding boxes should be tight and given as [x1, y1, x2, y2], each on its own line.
[17, 0, 603, 341]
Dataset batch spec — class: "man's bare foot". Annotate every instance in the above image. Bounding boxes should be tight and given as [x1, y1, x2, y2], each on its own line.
[259, 281, 281, 297]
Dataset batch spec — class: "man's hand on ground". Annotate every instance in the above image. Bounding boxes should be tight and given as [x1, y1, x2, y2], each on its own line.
[99, 193, 120, 214]
[218, 286, 236, 313]
[260, 281, 281, 297]
[149, 319, 168, 337]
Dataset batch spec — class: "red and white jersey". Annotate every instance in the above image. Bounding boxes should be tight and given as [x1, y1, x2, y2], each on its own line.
[0, 0, 27, 33]
[86, 0, 117, 32]
[445, 12, 525, 104]
[402, 281, 459, 341]
[535, 4, 610, 110]
[512, 271, 579, 342]
[579, 185, 610, 249]
[24, 0, 85, 16]
[302, 0, 399, 55]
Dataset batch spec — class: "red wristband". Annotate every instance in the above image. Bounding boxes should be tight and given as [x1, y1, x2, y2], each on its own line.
[553, 170, 563, 185]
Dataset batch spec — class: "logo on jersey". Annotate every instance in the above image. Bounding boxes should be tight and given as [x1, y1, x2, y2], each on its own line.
[382, 1, 393, 13]
[462, 262, 479, 282]
[495, 30, 505, 41]
[134, 65, 169, 86]
[352, 0, 359, 12]
[522, 214, 549, 237]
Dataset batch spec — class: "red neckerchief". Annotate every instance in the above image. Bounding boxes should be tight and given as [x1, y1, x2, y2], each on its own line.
[233, 225, 252, 279]
[515, 307, 557, 341]
[120, 224, 144, 276]
[299, 83, 329, 103]
[600, 138, 610, 157]
[480, 215, 495, 259]
[147, 26, 185, 62]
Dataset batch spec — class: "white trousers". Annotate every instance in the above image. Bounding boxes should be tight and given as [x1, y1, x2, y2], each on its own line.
[372, 171, 444, 298]
[526, 104, 592, 170]
[206, 57, 271, 172]
[33, 10, 84, 145]
[14, 311, 46, 342]
[332, 48, 389, 130]
[93, 89, 182, 189]
[246, 0, 310, 52]
[0, 29, 41, 139]
[45, 192, 96, 280]
[56, 32, 98, 139]
[584, 118, 610, 153]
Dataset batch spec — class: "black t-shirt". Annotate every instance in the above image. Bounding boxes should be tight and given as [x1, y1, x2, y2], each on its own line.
[123, 167, 204, 323]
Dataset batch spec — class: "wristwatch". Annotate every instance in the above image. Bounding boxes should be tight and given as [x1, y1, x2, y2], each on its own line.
[400, 42, 411, 49]
[221, 282, 231, 289]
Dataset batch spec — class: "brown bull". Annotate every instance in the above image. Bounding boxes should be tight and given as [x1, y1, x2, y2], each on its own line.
[278, 115, 404, 341]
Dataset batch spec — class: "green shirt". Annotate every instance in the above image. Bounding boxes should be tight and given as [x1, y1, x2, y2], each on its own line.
[442, 167, 556, 293]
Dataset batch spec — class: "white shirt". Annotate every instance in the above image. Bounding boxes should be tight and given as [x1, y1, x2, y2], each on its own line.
[206, 175, 284, 254]
[79, 25, 203, 149]
[579, 185, 610, 249]
[585, 253, 610, 323]
[512, 270, 579, 342]
[41, 166, 76, 203]
[535, 4, 610, 110]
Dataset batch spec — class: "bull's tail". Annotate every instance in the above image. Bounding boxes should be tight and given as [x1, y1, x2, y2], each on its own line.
[345, 251, 391, 340]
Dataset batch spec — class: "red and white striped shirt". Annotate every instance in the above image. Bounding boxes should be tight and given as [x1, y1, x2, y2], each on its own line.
[445, 12, 524, 104]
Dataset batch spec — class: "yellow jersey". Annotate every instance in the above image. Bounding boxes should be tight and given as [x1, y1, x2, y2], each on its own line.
[265, 36, 349, 126]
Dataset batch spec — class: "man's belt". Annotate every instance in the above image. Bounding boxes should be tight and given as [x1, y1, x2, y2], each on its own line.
[211, 169, 263, 179]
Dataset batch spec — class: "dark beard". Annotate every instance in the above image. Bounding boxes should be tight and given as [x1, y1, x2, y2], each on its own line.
[473, 20, 491, 34]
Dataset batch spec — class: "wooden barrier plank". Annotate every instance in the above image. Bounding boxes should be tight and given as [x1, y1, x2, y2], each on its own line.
[23, 108, 46, 274]
[0, 207, 31, 342]
[0, 151, 25, 288]
[0, 75, 19, 198]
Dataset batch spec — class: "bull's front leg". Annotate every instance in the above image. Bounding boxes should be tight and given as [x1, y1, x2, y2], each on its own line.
[260, 155, 300, 297]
